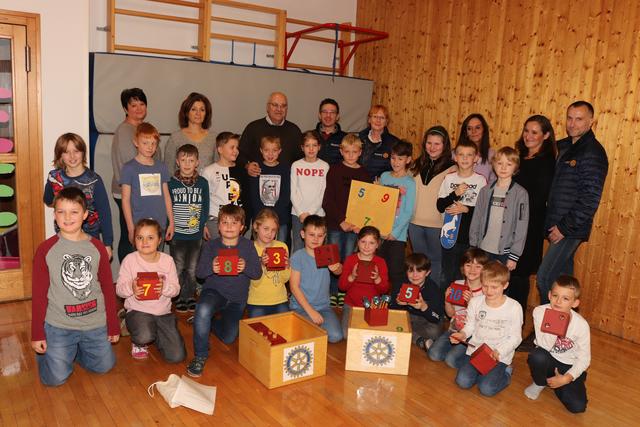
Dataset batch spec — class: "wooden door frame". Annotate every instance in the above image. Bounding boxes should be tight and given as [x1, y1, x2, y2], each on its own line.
[0, 9, 43, 300]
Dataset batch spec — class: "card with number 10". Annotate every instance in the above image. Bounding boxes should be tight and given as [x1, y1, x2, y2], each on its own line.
[345, 180, 399, 236]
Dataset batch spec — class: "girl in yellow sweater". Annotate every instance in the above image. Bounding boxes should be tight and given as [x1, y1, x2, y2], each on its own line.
[247, 208, 291, 317]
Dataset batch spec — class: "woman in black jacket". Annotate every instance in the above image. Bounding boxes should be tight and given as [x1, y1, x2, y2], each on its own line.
[358, 104, 399, 179]
[510, 115, 556, 315]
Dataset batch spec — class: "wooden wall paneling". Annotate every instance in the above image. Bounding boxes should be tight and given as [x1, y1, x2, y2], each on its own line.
[620, 1, 640, 338]
[355, 0, 640, 342]
[584, 0, 637, 338]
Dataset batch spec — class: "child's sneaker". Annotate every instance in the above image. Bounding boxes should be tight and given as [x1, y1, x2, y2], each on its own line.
[175, 300, 189, 313]
[131, 344, 149, 360]
[187, 298, 197, 312]
[187, 356, 207, 377]
[337, 292, 346, 307]
[416, 337, 433, 354]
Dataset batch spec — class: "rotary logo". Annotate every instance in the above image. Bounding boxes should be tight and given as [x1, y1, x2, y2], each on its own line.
[283, 345, 313, 379]
[363, 336, 395, 366]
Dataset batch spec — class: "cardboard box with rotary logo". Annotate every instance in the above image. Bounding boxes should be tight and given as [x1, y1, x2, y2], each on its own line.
[239, 312, 328, 389]
[345, 307, 412, 375]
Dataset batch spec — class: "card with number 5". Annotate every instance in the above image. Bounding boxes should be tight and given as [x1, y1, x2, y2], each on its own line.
[345, 180, 399, 236]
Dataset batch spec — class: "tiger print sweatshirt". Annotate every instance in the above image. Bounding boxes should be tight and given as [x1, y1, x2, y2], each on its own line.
[31, 234, 119, 341]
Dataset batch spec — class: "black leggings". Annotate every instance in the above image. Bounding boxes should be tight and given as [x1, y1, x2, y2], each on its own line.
[528, 347, 587, 413]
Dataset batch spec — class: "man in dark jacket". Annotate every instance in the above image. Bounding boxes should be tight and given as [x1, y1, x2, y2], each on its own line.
[536, 101, 608, 304]
[316, 98, 346, 165]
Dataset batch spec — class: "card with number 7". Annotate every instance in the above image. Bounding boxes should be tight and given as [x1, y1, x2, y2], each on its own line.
[345, 180, 399, 236]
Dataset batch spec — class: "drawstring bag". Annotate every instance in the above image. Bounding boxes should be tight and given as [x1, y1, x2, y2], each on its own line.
[148, 374, 217, 415]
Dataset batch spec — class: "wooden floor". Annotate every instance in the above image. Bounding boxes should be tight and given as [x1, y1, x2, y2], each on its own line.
[1, 300, 638, 426]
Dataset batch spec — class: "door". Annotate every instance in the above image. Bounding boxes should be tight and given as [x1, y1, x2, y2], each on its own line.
[0, 20, 41, 301]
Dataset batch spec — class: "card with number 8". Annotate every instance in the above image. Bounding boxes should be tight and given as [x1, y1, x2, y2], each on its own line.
[218, 248, 239, 276]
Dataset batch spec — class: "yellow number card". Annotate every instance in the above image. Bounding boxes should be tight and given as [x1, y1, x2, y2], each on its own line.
[345, 180, 399, 235]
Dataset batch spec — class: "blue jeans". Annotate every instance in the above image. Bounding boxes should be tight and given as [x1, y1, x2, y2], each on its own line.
[291, 214, 305, 254]
[441, 242, 469, 290]
[247, 302, 290, 318]
[294, 307, 343, 343]
[536, 238, 582, 304]
[428, 330, 468, 368]
[36, 323, 115, 386]
[327, 229, 357, 294]
[170, 239, 202, 302]
[409, 224, 443, 289]
[277, 223, 290, 247]
[341, 304, 353, 339]
[455, 354, 512, 396]
[193, 288, 246, 358]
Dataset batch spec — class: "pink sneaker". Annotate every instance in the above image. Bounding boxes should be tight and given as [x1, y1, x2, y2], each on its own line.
[131, 344, 149, 360]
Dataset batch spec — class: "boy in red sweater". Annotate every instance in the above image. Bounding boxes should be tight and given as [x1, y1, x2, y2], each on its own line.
[31, 187, 119, 386]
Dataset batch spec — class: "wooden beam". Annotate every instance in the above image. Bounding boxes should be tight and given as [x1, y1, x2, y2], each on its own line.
[146, 0, 203, 8]
[210, 32, 276, 46]
[211, 0, 282, 15]
[211, 16, 276, 31]
[198, 0, 211, 61]
[106, 0, 115, 52]
[114, 8, 201, 25]
[114, 44, 199, 57]
[275, 9, 286, 68]
[287, 62, 334, 73]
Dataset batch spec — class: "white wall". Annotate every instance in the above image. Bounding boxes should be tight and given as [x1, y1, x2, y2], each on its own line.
[1, 0, 90, 237]
[90, 0, 357, 73]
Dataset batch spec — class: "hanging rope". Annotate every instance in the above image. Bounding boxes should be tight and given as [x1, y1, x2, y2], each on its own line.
[230, 40, 235, 64]
[331, 23, 339, 81]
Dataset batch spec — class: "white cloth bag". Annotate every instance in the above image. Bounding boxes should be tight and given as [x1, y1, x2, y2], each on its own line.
[148, 374, 217, 415]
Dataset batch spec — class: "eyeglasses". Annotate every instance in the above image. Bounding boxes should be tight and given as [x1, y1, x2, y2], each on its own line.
[269, 103, 287, 109]
[370, 115, 386, 120]
[320, 110, 338, 115]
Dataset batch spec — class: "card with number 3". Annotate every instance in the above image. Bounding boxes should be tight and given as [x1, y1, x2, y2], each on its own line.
[345, 180, 399, 236]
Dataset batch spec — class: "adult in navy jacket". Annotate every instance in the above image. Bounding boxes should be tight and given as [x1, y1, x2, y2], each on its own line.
[536, 101, 608, 304]
[358, 104, 399, 179]
[316, 98, 347, 165]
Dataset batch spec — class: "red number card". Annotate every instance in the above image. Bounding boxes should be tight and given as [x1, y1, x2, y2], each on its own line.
[397, 283, 420, 304]
[218, 248, 239, 276]
[136, 272, 161, 300]
[265, 247, 287, 270]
